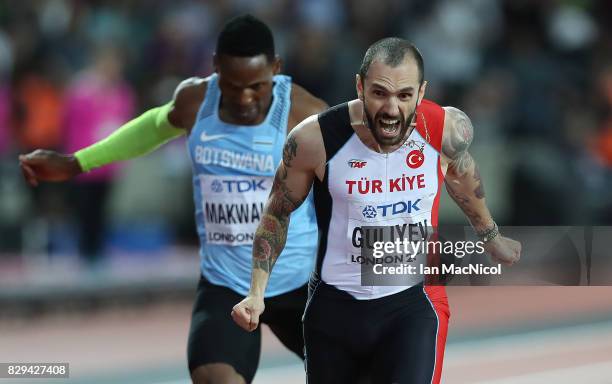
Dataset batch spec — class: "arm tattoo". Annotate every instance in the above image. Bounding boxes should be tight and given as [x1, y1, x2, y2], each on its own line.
[446, 151, 484, 199]
[442, 107, 474, 176]
[268, 167, 305, 213]
[275, 136, 305, 211]
[452, 151, 475, 176]
[253, 138, 305, 274]
[283, 135, 298, 167]
[473, 164, 485, 198]
[253, 215, 287, 273]
[445, 180, 487, 228]
[443, 107, 489, 227]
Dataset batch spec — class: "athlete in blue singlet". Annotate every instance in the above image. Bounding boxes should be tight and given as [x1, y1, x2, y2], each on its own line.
[18, 15, 327, 384]
[190, 72, 317, 297]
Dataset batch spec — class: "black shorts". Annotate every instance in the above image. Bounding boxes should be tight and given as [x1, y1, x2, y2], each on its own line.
[187, 277, 307, 383]
[303, 279, 450, 384]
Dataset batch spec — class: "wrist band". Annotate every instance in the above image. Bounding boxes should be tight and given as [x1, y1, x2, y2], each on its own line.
[477, 222, 499, 243]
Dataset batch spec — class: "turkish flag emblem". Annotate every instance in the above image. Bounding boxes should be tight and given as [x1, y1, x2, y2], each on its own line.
[406, 150, 424, 169]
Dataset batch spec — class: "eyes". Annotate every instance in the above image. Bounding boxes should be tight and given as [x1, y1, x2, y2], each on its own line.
[243, 82, 266, 91]
[250, 82, 265, 91]
[371, 88, 413, 101]
[225, 82, 267, 92]
[398, 92, 413, 101]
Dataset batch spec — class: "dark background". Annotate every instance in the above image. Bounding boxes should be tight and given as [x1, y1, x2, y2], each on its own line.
[0, 1, 611, 382]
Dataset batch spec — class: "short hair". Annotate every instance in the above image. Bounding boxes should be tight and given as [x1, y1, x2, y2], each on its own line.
[216, 14, 275, 62]
[359, 37, 424, 84]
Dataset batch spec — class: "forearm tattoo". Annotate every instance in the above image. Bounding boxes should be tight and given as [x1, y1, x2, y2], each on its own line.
[253, 214, 288, 273]
[253, 136, 304, 273]
[445, 179, 487, 228]
[473, 163, 485, 199]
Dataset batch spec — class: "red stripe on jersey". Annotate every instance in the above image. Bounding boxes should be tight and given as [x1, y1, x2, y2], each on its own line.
[431, 156, 444, 227]
[424, 286, 450, 384]
[416, 99, 445, 153]
[419, 100, 449, 383]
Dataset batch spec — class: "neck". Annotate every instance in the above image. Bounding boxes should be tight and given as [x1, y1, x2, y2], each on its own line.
[377, 125, 414, 153]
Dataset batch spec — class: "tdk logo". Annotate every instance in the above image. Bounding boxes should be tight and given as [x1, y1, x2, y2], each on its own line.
[211, 179, 267, 193]
[362, 199, 421, 219]
[348, 159, 367, 168]
[211, 180, 223, 193]
[362, 205, 377, 218]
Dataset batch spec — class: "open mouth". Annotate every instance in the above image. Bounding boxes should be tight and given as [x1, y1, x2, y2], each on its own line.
[378, 118, 401, 137]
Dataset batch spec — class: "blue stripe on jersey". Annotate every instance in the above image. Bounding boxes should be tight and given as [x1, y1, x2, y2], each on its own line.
[187, 74, 318, 297]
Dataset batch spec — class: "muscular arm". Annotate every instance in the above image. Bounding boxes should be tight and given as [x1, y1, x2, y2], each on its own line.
[19, 77, 206, 185]
[249, 117, 324, 297]
[442, 107, 494, 233]
[167, 77, 207, 130]
[74, 77, 206, 171]
[442, 107, 522, 265]
[248, 85, 326, 295]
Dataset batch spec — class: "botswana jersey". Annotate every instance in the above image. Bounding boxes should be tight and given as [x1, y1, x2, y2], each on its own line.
[187, 74, 318, 297]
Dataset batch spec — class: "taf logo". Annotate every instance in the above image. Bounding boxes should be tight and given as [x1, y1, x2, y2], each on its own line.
[348, 159, 367, 168]
[406, 150, 424, 169]
[211, 179, 267, 193]
[362, 205, 377, 218]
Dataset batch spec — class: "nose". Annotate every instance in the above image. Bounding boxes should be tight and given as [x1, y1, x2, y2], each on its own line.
[238, 89, 255, 107]
[382, 97, 401, 117]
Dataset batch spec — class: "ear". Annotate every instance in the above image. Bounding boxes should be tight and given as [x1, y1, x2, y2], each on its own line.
[213, 54, 219, 73]
[417, 80, 428, 106]
[272, 55, 281, 75]
[356, 74, 364, 100]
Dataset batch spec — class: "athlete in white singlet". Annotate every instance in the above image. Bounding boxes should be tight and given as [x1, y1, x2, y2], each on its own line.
[233, 37, 521, 383]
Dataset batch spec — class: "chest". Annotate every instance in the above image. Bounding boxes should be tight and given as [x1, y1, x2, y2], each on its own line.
[328, 133, 441, 204]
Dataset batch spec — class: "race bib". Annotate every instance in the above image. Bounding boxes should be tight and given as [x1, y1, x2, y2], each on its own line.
[200, 174, 272, 246]
[346, 194, 434, 264]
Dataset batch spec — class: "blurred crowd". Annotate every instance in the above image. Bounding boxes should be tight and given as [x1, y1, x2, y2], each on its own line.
[0, 0, 611, 261]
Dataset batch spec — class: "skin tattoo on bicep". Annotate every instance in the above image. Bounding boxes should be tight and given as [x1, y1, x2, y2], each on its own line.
[442, 107, 474, 176]
[442, 107, 488, 226]
[253, 135, 304, 273]
[272, 135, 305, 212]
[282, 135, 298, 167]
[443, 108, 484, 198]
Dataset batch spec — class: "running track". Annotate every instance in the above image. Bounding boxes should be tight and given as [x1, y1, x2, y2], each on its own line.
[2, 287, 611, 383]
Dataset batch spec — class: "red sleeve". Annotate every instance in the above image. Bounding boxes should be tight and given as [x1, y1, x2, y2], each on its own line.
[415, 99, 445, 153]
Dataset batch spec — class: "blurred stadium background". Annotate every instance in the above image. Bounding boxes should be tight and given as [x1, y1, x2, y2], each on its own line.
[1, 0, 611, 383]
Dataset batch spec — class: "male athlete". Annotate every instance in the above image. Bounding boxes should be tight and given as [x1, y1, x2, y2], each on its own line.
[19, 15, 327, 384]
[233, 38, 521, 383]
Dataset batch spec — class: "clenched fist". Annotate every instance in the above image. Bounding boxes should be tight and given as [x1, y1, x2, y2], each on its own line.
[231, 295, 265, 332]
[18, 150, 82, 186]
[485, 235, 521, 266]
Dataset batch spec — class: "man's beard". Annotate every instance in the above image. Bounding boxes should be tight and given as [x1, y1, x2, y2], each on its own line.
[363, 99, 416, 147]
